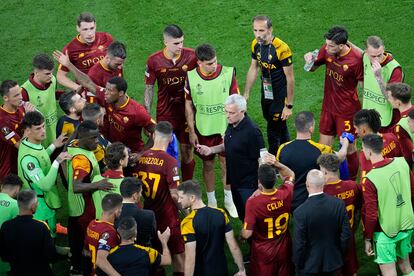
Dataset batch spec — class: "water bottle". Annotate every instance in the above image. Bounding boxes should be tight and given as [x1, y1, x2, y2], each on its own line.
[259, 148, 268, 165]
[304, 49, 319, 71]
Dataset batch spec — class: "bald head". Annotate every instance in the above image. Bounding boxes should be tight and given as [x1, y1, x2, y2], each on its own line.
[306, 169, 325, 193]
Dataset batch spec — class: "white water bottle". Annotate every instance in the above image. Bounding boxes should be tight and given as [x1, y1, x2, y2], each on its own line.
[304, 49, 319, 71]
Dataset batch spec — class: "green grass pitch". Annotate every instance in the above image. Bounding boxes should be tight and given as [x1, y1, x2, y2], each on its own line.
[1, 0, 413, 275]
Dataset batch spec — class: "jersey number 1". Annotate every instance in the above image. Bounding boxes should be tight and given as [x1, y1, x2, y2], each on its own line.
[264, 212, 289, 239]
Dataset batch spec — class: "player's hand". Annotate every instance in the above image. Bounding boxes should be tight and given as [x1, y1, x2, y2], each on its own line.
[158, 227, 171, 244]
[129, 153, 140, 163]
[196, 144, 213, 156]
[262, 152, 276, 165]
[53, 133, 68, 148]
[339, 135, 350, 149]
[304, 51, 316, 63]
[56, 151, 72, 164]
[364, 239, 375, 256]
[371, 59, 382, 78]
[95, 178, 114, 191]
[281, 106, 292, 121]
[243, 92, 249, 102]
[53, 50, 70, 67]
[189, 132, 199, 147]
[234, 270, 246, 276]
[22, 101, 36, 112]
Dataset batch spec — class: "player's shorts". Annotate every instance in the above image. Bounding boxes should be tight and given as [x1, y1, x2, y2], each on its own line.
[194, 130, 225, 161]
[261, 97, 285, 123]
[319, 109, 356, 137]
[343, 234, 358, 275]
[373, 230, 413, 264]
[158, 116, 190, 145]
[153, 225, 185, 255]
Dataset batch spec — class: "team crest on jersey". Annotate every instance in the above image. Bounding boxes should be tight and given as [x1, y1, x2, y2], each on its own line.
[98, 45, 104, 50]
[123, 117, 129, 123]
[173, 167, 178, 175]
[196, 84, 203, 95]
[343, 64, 349, 71]
[182, 64, 188, 71]
[79, 53, 85, 58]
[27, 162, 35, 171]
[327, 57, 332, 63]
[161, 68, 167, 73]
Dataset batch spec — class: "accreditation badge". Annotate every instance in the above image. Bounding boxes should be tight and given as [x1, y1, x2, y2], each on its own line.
[262, 78, 274, 100]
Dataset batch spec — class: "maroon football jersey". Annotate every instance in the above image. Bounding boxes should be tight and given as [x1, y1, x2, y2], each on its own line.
[359, 133, 403, 182]
[324, 179, 361, 275]
[145, 48, 197, 122]
[136, 149, 180, 229]
[0, 105, 25, 180]
[323, 179, 361, 231]
[85, 220, 119, 275]
[95, 88, 156, 153]
[60, 32, 113, 73]
[244, 183, 293, 263]
[88, 60, 123, 87]
[314, 44, 363, 117]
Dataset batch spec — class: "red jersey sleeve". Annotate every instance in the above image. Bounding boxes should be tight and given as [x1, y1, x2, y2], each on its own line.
[243, 197, 256, 231]
[352, 52, 364, 81]
[94, 86, 106, 106]
[229, 69, 240, 94]
[97, 229, 119, 252]
[133, 104, 156, 130]
[145, 57, 157, 85]
[72, 155, 92, 181]
[0, 124, 21, 146]
[388, 67, 403, 83]
[184, 76, 192, 101]
[362, 178, 378, 239]
[166, 159, 180, 189]
[21, 88, 29, 101]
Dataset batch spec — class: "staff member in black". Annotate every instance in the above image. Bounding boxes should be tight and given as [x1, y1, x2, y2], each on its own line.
[293, 169, 351, 275]
[197, 94, 265, 221]
[0, 190, 57, 276]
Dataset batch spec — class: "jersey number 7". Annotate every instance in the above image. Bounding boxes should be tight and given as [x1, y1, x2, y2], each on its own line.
[138, 171, 161, 199]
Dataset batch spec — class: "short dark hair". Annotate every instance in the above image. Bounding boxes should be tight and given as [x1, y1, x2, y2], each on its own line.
[108, 41, 127, 59]
[294, 111, 314, 133]
[120, 177, 142, 198]
[362, 134, 383, 154]
[387, 83, 412, 104]
[1, 174, 23, 189]
[353, 109, 381, 133]
[59, 91, 77, 115]
[163, 24, 184, 38]
[155, 121, 173, 137]
[77, 121, 99, 139]
[33, 53, 54, 70]
[82, 103, 102, 122]
[108, 77, 128, 93]
[17, 190, 37, 210]
[117, 217, 137, 241]
[324, 26, 348, 45]
[105, 142, 127, 170]
[258, 164, 277, 189]
[22, 111, 44, 129]
[252, 15, 272, 28]
[317, 153, 340, 173]
[101, 193, 123, 212]
[365, 36, 384, 49]
[0, 80, 18, 97]
[177, 180, 202, 199]
[77, 12, 96, 26]
[195, 44, 216, 62]
[409, 109, 414, 120]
